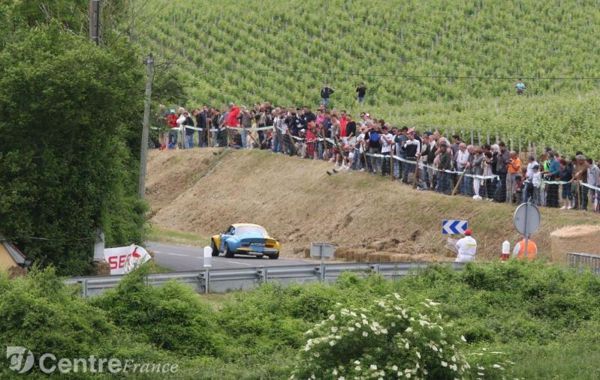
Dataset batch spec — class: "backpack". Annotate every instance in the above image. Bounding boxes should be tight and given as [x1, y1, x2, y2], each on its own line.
[369, 131, 380, 143]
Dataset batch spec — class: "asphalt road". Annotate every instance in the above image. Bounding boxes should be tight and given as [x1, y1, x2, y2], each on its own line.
[147, 241, 315, 271]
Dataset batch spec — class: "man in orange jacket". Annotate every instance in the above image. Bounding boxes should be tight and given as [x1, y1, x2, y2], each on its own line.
[506, 151, 522, 203]
[512, 238, 537, 260]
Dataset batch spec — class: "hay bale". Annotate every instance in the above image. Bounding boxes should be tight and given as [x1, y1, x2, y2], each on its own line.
[367, 238, 400, 251]
[550, 225, 600, 263]
[335, 247, 351, 259]
[367, 252, 391, 263]
[388, 254, 413, 262]
[352, 251, 369, 262]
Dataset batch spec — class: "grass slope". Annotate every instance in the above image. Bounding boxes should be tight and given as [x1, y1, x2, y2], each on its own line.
[147, 148, 598, 261]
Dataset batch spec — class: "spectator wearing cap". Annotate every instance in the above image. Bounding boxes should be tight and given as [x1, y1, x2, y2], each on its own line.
[455, 229, 477, 263]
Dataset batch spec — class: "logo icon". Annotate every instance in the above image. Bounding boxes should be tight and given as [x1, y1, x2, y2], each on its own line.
[6, 346, 34, 374]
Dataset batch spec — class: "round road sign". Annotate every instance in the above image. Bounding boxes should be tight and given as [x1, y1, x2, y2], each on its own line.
[513, 202, 541, 236]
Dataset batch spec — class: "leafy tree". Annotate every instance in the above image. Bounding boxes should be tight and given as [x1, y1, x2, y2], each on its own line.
[0, 23, 146, 275]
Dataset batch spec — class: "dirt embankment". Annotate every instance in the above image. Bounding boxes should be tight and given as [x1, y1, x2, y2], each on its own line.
[146, 149, 599, 262]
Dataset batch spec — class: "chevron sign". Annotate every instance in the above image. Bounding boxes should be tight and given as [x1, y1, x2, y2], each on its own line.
[442, 220, 468, 235]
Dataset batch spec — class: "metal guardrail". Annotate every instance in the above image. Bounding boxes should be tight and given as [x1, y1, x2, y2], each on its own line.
[65, 262, 466, 297]
[567, 252, 600, 274]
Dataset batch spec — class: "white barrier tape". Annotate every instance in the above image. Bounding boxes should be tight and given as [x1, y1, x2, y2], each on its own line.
[542, 180, 570, 185]
[581, 182, 600, 192]
[364, 153, 500, 180]
[225, 126, 275, 132]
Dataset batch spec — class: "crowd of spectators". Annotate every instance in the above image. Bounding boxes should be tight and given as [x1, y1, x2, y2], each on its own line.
[153, 102, 600, 213]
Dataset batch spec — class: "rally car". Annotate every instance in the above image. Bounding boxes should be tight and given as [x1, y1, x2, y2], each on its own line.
[210, 223, 280, 259]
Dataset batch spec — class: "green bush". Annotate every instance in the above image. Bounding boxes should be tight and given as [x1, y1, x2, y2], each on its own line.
[92, 267, 223, 357]
[291, 293, 506, 379]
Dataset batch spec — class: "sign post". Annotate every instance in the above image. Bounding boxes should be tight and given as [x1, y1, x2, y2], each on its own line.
[513, 201, 541, 257]
[203, 246, 212, 268]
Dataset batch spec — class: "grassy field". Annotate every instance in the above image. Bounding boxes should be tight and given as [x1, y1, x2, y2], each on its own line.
[128, 0, 600, 157]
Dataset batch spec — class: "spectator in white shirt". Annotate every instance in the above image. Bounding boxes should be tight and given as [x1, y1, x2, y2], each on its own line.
[525, 155, 539, 179]
[379, 126, 394, 176]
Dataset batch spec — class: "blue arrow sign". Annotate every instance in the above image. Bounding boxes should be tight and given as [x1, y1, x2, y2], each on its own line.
[442, 220, 468, 235]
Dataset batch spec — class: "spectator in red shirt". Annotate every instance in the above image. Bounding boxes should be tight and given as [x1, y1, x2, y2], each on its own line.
[166, 109, 178, 149]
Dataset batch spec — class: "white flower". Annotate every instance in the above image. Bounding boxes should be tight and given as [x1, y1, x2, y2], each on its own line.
[441, 361, 448, 367]
[460, 335, 467, 342]
[313, 353, 320, 358]
[329, 340, 336, 346]
[404, 342, 410, 349]
[348, 327, 355, 332]
[355, 323, 362, 328]
[369, 364, 378, 370]
[405, 373, 411, 379]
[362, 331, 369, 337]
[338, 377, 345, 380]
[405, 327, 412, 333]
[381, 329, 388, 334]
[332, 369, 338, 376]
[392, 365, 398, 371]
[355, 366, 361, 371]
[416, 351, 421, 359]
[331, 326, 338, 333]
[329, 314, 336, 320]
[492, 364, 504, 370]
[354, 360, 361, 365]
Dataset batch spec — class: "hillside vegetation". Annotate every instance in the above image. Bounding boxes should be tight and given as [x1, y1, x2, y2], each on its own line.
[147, 149, 598, 261]
[130, 0, 600, 157]
[4, 263, 600, 378]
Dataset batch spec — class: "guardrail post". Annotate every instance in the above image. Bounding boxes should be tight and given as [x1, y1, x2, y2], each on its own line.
[320, 263, 326, 282]
[257, 268, 268, 284]
[370, 264, 380, 274]
[80, 279, 88, 298]
[200, 270, 210, 293]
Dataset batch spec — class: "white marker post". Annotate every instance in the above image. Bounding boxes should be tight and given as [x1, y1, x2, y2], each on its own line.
[203, 246, 212, 268]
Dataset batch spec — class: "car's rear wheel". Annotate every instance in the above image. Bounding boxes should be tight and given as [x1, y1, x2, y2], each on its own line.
[269, 252, 279, 260]
[210, 240, 219, 257]
[224, 244, 234, 258]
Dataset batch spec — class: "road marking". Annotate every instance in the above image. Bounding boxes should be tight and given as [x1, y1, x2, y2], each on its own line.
[162, 252, 191, 257]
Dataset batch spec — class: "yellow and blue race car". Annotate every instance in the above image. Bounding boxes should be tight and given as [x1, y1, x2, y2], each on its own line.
[211, 223, 281, 259]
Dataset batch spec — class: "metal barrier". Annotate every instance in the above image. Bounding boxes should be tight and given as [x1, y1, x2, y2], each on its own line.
[567, 252, 600, 274]
[65, 262, 465, 297]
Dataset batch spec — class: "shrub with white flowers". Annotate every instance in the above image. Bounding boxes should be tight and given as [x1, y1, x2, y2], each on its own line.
[290, 293, 504, 380]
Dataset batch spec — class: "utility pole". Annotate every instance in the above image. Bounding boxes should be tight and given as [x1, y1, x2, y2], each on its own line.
[88, 0, 101, 45]
[138, 54, 154, 198]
